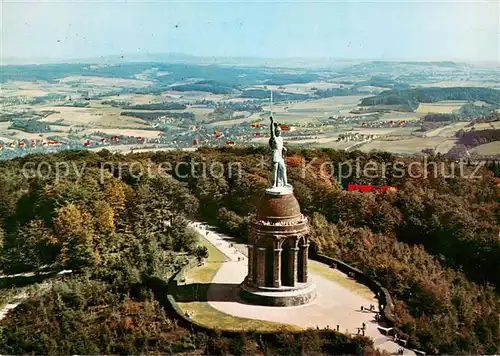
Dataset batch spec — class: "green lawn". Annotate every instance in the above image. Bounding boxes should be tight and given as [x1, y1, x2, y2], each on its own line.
[197, 235, 229, 264]
[180, 229, 229, 283]
[309, 260, 376, 300]
[178, 299, 301, 332]
[174, 229, 301, 332]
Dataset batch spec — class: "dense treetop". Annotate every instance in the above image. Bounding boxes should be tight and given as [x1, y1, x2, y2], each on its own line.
[0, 147, 498, 354]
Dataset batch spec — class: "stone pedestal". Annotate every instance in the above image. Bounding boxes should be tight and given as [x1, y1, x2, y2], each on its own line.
[240, 186, 316, 307]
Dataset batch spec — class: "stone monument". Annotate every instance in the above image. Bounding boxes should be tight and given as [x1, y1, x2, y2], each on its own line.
[239, 116, 316, 306]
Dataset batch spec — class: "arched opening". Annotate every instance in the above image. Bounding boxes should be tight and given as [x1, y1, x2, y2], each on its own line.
[280, 237, 299, 287]
[297, 247, 304, 282]
[297, 236, 307, 283]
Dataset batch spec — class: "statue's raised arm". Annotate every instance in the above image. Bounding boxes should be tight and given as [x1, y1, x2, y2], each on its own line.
[269, 116, 275, 138]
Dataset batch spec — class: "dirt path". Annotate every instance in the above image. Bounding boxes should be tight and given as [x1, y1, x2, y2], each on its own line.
[0, 270, 73, 321]
[0, 291, 29, 320]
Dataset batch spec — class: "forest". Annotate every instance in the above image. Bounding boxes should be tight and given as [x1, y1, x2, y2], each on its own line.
[361, 87, 500, 111]
[240, 89, 310, 101]
[456, 128, 500, 148]
[0, 63, 317, 90]
[9, 119, 53, 133]
[0, 147, 499, 354]
[170, 80, 238, 94]
[315, 87, 362, 98]
[423, 113, 458, 122]
[263, 73, 319, 85]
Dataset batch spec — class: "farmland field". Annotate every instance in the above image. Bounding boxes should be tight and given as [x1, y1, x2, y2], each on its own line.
[416, 101, 468, 114]
[80, 128, 163, 138]
[424, 122, 470, 137]
[251, 81, 346, 94]
[190, 107, 215, 121]
[420, 81, 500, 88]
[103, 93, 168, 104]
[250, 135, 353, 150]
[360, 137, 451, 155]
[469, 121, 500, 130]
[41, 105, 148, 128]
[261, 95, 367, 124]
[0, 81, 75, 98]
[377, 112, 423, 122]
[209, 116, 257, 127]
[308, 139, 366, 150]
[470, 141, 500, 155]
[435, 139, 457, 154]
[58, 75, 154, 88]
[1, 61, 499, 160]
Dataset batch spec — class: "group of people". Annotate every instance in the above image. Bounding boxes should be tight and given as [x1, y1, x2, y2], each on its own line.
[360, 304, 376, 312]
[356, 322, 367, 335]
[320, 325, 341, 332]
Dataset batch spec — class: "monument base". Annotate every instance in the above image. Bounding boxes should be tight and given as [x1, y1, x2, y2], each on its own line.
[239, 281, 317, 307]
[265, 184, 293, 196]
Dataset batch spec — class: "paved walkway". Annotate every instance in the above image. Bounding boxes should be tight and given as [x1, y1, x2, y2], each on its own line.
[189, 221, 415, 356]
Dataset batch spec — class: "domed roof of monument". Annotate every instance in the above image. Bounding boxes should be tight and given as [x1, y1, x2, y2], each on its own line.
[255, 192, 302, 221]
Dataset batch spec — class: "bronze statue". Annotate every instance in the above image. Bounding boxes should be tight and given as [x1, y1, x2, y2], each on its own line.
[269, 116, 288, 188]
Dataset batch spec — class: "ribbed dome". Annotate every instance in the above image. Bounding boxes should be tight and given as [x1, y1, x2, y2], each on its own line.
[255, 192, 302, 221]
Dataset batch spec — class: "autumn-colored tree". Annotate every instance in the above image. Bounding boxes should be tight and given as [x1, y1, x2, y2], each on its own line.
[0, 224, 4, 249]
[0, 146, 499, 354]
[53, 203, 97, 269]
[308, 212, 339, 255]
[93, 201, 115, 233]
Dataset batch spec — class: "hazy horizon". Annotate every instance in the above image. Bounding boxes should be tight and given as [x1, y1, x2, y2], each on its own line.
[2, 0, 499, 64]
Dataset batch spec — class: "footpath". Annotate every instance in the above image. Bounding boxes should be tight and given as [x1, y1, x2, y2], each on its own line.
[0, 269, 72, 321]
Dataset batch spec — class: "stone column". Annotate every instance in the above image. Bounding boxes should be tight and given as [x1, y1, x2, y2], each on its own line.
[273, 247, 282, 288]
[299, 243, 309, 283]
[256, 247, 266, 287]
[288, 247, 299, 287]
[247, 245, 255, 285]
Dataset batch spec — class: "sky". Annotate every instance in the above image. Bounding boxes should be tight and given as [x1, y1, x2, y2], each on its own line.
[1, 0, 499, 63]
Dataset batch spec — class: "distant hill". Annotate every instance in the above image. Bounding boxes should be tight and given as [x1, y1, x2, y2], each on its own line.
[170, 80, 238, 94]
[0, 62, 319, 88]
[0, 53, 358, 69]
[341, 60, 468, 74]
[263, 73, 318, 85]
[360, 87, 500, 111]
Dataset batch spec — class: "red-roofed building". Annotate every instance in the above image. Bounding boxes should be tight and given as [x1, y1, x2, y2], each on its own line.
[347, 184, 397, 193]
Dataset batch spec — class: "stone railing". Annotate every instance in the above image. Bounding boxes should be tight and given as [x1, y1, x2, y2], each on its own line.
[312, 253, 396, 325]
